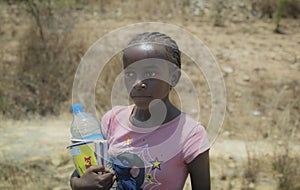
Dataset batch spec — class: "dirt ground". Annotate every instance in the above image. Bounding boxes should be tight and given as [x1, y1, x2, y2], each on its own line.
[0, 2, 300, 190]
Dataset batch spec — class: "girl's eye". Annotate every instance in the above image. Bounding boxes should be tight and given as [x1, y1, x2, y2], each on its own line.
[145, 71, 157, 77]
[125, 71, 135, 78]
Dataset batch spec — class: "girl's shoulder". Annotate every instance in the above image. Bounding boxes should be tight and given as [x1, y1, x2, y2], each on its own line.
[179, 112, 203, 128]
[103, 105, 133, 120]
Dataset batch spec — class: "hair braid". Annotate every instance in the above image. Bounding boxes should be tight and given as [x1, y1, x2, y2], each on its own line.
[127, 32, 181, 69]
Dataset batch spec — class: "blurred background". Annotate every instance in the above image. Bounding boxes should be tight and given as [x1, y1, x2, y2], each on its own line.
[0, 0, 299, 189]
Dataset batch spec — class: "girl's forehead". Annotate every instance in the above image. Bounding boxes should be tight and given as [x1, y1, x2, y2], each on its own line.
[123, 44, 170, 66]
[125, 58, 171, 70]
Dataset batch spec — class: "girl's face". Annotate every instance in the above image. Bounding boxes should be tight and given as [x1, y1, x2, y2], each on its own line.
[123, 44, 178, 109]
[124, 59, 171, 109]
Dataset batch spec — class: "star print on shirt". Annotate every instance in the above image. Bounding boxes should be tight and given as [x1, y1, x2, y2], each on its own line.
[150, 157, 162, 170]
[125, 137, 132, 145]
[145, 173, 153, 182]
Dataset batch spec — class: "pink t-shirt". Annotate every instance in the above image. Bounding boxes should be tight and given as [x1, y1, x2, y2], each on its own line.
[101, 106, 210, 190]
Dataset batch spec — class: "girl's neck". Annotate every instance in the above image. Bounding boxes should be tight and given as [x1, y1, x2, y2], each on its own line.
[131, 98, 181, 127]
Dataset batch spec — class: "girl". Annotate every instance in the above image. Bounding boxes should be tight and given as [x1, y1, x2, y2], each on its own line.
[71, 32, 210, 190]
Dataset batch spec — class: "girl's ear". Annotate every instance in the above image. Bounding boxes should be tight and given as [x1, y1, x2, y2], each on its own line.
[170, 69, 181, 87]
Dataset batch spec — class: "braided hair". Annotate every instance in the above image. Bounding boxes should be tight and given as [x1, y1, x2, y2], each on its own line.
[126, 32, 181, 69]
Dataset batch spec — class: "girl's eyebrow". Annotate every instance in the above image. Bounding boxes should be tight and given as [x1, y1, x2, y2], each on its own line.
[144, 65, 160, 69]
[125, 64, 161, 70]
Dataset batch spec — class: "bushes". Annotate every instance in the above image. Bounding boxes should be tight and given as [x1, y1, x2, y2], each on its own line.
[0, 0, 299, 118]
[0, 0, 85, 118]
[251, 0, 299, 18]
[251, 0, 300, 32]
[19, 1, 85, 116]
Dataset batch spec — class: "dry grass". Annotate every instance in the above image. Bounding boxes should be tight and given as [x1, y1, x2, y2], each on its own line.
[272, 147, 300, 190]
[95, 52, 123, 115]
[0, 1, 86, 118]
[271, 100, 300, 190]
[228, 70, 300, 189]
[0, 156, 72, 190]
[0, 2, 299, 189]
[1, 0, 299, 119]
[251, 0, 300, 19]
[243, 145, 260, 184]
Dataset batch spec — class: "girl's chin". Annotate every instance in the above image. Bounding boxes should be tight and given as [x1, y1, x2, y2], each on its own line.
[132, 99, 152, 109]
[133, 103, 150, 110]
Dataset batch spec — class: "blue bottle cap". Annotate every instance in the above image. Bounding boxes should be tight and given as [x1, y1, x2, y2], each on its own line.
[72, 104, 83, 113]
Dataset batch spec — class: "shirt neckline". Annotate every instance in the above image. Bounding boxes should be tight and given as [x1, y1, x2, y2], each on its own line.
[124, 105, 184, 133]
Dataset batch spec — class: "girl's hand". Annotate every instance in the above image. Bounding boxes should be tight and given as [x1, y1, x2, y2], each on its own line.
[71, 165, 116, 190]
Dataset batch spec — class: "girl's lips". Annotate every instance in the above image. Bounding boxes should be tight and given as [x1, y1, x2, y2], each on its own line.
[132, 95, 151, 98]
[131, 96, 153, 102]
[130, 94, 152, 98]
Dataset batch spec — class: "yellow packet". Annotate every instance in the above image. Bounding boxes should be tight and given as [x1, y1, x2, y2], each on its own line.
[67, 140, 108, 176]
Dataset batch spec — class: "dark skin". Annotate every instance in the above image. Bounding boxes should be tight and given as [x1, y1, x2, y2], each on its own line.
[187, 150, 211, 190]
[70, 43, 210, 189]
[123, 44, 182, 124]
[70, 165, 116, 190]
[124, 44, 211, 189]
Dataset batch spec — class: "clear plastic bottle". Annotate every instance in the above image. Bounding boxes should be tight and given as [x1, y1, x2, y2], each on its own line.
[70, 104, 104, 140]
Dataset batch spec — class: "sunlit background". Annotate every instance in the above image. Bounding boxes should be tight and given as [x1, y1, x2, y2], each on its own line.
[0, 0, 299, 189]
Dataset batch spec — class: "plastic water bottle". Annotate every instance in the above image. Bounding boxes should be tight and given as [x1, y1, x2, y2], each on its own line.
[70, 104, 104, 140]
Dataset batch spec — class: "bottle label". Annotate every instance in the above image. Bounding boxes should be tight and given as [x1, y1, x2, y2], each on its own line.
[82, 133, 104, 140]
[70, 147, 81, 156]
[67, 140, 109, 176]
[68, 142, 98, 176]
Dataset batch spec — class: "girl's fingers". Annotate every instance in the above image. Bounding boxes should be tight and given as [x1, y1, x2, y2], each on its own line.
[87, 165, 105, 173]
[99, 172, 115, 186]
[103, 167, 115, 174]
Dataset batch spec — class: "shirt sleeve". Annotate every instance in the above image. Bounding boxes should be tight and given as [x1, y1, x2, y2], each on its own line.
[182, 124, 210, 164]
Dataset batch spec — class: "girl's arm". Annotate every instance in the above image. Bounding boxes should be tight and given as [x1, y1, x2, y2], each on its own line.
[187, 149, 210, 190]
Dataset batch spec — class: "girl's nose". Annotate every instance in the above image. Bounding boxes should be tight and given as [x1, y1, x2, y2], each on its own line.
[134, 80, 147, 90]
